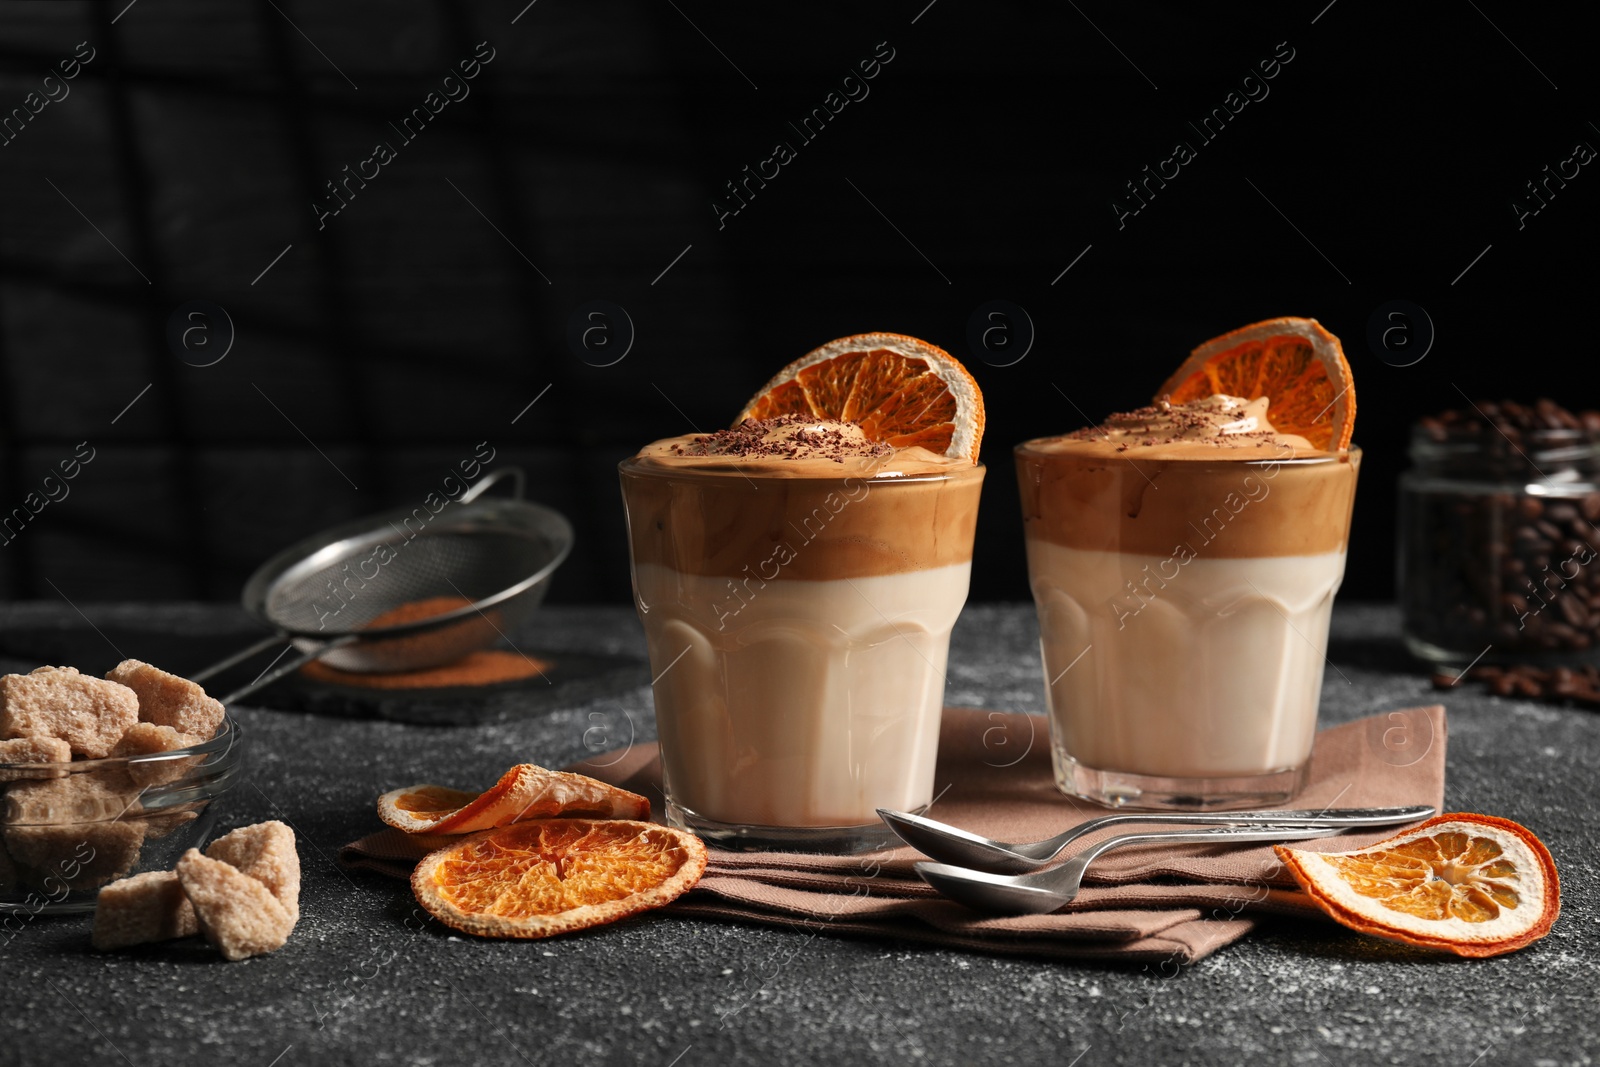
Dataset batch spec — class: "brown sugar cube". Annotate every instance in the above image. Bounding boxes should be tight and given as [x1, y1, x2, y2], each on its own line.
[112, 722, 195, 758]
[0, 736, 72, 782]
[105, 661, 224, 741]
[176, 849, 294, 961]
[3, 769, 148, 891]
[112, 722, 202, 788]
[0, 667, 139, 758]
[204, 821, 300, 923]
[4, 819, 147, 892]
[4, 767, 143, 824]
[91, 870, 198, 950]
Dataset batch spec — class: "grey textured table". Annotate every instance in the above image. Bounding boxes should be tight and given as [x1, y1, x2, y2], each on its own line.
[1, 603, 1594, 1067]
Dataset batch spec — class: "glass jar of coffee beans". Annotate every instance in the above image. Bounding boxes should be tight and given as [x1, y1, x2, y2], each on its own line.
[1400, 399, 1600, 665]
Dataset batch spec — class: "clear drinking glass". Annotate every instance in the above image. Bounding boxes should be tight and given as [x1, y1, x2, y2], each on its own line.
[619, 459, 984, 851]
[1015, 441, 1360, 809]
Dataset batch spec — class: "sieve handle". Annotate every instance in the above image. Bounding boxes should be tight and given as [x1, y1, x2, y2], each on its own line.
[189, 633, 288, 684]
[460, 466, 524, 504]
[215, 633, 361, 706]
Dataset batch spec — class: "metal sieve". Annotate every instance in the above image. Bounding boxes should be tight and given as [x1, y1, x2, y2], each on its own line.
[191, 468, 573, 704]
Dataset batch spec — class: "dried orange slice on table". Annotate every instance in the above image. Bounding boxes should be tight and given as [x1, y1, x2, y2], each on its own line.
[1158, 316, 1356, 451]
[412, 819, 707, 939]
[1275, 813, 1560, 958]
[377, 764, 649, 835]
[737, 332, 986, 461]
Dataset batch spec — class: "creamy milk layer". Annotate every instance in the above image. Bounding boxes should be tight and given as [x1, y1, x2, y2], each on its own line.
[1027, 542, 1345, 777]
[1016, 394, 1360, 785]
[634, 561, 970, 826]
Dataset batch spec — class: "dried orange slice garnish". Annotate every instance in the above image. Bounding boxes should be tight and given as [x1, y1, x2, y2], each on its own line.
[377, 764, 650, 835]
[411, 819, 707, 939]
[1275, 813, 1560, 958]
[736, 332, 985, 462]
[1156, 316, 1355, 451]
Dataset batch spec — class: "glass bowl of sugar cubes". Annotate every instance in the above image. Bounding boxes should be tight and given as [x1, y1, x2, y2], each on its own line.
[1, 661, 243, 914]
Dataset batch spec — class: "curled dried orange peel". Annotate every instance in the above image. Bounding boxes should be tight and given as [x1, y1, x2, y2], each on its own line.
[1275, 813, 1559, 958]
[411, 819, 707, 939]
[380, 765, 702, 940]
[737, 332, 985, 462]
[377, 764, 650, 835]
[1158, 316, 1355, 451]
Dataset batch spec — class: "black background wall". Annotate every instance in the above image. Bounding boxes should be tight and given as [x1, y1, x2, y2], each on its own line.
[0, 1, 1592, 607]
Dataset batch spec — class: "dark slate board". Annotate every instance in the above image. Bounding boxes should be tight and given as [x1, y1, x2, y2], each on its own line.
[0, 602, 1595, 1067]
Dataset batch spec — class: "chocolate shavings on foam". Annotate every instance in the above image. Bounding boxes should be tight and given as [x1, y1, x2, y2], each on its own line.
[668, 415, 894, 463]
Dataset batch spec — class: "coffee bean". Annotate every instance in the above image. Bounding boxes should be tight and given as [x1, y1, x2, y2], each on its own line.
[1451, 660, 1600, 708]
[1552, 622, 1581, 645]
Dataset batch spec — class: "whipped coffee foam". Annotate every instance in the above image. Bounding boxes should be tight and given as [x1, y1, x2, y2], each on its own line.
[1040, 394, 1318, 460]
[634, 416, 970, 479]
[1017, 394, 1357, 559]
[650, 416, 890, 461]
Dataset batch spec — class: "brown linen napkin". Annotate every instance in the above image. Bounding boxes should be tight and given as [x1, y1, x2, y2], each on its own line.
[340, 705, 1446, 963]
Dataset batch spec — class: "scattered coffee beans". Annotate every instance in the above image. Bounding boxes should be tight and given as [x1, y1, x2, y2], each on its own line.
[1434, 664, 1600, 707]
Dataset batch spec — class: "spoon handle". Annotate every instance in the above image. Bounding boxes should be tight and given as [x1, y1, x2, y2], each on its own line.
[1063, 824, 1344, 877]
[1043, 805, 1435, 862]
